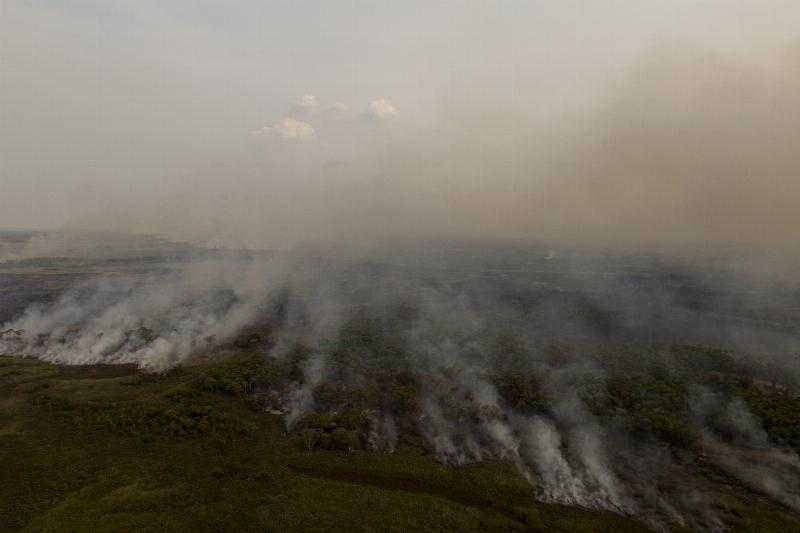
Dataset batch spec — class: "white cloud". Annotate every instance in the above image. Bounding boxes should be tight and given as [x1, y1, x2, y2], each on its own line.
[300, 94, 320, 108]
[251, 117, 315, 140]
[368, 98, 398, 119]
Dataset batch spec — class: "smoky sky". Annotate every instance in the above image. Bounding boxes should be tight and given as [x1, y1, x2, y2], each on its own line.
[2, 1, 800, 254]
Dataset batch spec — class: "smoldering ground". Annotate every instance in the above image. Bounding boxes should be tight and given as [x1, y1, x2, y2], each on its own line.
[2, 238, 800, 530]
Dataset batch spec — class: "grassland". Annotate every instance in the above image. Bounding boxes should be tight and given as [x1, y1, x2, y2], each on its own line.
[1, 354, 799, 532]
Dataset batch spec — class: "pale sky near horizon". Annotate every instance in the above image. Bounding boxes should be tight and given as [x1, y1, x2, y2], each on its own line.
[2, 1, 800, 252]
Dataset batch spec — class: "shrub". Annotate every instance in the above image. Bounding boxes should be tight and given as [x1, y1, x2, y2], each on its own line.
[594, 375, 698, 449]
[739, 387, 800, 450]
[494, 373, 547, 414]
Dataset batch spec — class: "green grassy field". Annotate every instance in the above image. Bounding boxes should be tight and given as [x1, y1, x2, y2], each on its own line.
[1, 354, 798, 532]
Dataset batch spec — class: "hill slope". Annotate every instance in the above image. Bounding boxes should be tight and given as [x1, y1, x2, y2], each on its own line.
[2, 355, 799, 532]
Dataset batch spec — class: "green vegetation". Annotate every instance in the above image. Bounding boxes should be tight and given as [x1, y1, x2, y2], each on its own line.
[297, 410, 370, 452]
[494, 372, 548, 414]
[0, 355, 650, 532]
[588, 375, 698, 449]
[2, 348, 800, 532]
[739, 386, 800, 450]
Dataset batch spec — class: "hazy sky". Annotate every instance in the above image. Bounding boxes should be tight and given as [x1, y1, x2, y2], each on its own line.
[2, 1, 800, 251]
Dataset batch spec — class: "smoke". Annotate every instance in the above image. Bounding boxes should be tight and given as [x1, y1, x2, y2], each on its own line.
[0, 231, 195, 263]
[2, 240, 800, 528]
[693, 387, 800, 513]
[522, 416, 589, 504]
[5, 42, 797, 260]
[3, 3, 800, 528]
[0, 254, 289, 370]
[541, 44, 800, 253]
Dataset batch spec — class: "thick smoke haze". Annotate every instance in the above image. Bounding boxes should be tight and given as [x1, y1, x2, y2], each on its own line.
[11, 44, 800, 255]
[3, 2, 800, 257]
[3, 3, 800, 530]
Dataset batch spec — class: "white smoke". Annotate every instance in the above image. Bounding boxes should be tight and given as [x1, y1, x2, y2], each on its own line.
[692, 387, 800, 513]
[2, 241, 800, 526]
[522, 416, 591, 505]
[0, 255, 289, 370]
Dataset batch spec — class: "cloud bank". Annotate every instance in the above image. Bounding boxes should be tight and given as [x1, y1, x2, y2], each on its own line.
[252, 117, 316, 140]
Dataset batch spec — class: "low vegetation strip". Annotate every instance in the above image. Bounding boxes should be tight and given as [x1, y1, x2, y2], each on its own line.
[1, 353, 799, 532]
